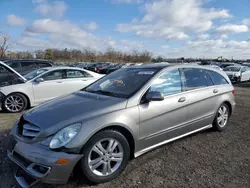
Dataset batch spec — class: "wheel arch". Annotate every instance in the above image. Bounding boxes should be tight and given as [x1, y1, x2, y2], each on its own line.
[84, 125, 136, 159]
[222, 101, 232, 116]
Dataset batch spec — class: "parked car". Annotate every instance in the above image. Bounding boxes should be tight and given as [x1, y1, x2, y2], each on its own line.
[200, 61, 221, 66]
[220, 62, 241, 69]
[98, 64, 115, 74]
[242, 62, 250, 68]
[3, 59, 54, 75]
[106, 64, 127, 74]
[0, 62, 104, 113]
[7, 64, 235, 187]
[204, 65, 223, 71]
[223, 66, 250, 83]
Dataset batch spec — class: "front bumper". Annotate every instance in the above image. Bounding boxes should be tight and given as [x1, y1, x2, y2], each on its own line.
[228, 75, 240, 82]
[7, 135, 83, 187]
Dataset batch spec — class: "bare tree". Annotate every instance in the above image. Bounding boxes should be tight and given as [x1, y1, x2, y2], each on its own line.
[0, 33, 10, 58]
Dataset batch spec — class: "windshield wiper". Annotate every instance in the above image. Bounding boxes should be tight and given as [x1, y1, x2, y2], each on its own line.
[85, 89, 121, 97]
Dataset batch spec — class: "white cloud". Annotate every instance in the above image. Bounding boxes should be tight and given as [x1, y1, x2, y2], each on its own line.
[216, 24, 248, 34]
[17, 19, 144, 52]
[157, 39, 250, 59]
[116, 0, 232, 40]
[198, 34, 210, 39]
[7, 14, 25, 26]
[111, 0, 143, 4]
[84, 22, 98, 30]
[242, 18, 250, 25]
[34, 1, 67, 18]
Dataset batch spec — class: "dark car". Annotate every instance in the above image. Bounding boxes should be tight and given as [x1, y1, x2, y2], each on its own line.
[97, 64, 115, 74]
[220, 63, 241, 69]
[106, 64, 124, 74]
[88, 63, 108, 73]
[84, 63, 99, 71]
[3, 59, 54, 75]
[242, 63, 250, 67]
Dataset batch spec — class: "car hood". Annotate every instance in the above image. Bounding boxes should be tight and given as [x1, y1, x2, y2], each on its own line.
[23, 91, 127, 137]
[0, 61, 27, 87]
[225, 71, 238, 76]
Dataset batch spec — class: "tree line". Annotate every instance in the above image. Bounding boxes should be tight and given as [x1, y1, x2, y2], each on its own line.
[4, 48, 153, 63]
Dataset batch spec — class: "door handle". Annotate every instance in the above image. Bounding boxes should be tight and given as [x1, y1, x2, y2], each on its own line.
[178, 97, 186, 103]
[213, 89, 218, 93]
[56, 81, 63, 83]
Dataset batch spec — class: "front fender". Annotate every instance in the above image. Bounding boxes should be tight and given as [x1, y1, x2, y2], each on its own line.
[65, 106, 139, 150]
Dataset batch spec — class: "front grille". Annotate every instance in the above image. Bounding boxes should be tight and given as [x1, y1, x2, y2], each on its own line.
[18, 116, 40, 139]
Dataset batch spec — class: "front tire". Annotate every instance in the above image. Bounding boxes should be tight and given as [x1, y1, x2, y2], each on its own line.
[3, 93, 28, 113]
[80, 130, 130, 184]
[213, 103, 230, 131]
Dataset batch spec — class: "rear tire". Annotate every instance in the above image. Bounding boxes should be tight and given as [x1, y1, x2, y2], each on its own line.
[80, 130, 130, 184]
[213, 103, 230, 131]
[3, 93, 28, 113]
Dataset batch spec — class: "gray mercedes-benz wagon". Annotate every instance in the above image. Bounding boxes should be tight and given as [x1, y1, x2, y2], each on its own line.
[7, 64, 236, 187]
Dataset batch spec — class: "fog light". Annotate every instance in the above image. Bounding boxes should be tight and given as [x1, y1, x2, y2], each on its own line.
[56, 158, 70, 164]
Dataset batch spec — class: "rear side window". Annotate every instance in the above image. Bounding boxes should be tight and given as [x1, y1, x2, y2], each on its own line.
[66, 69, 93, 78]
[206, 70, 228, 85]
[42, 70, 63, 81]
[21, 62, 37, 69]
[5, 61, 21, 70]
[181, 68, 210, 90]
[36, 62, 52, 68]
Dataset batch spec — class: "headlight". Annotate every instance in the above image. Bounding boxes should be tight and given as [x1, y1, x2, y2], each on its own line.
[234, 73, 240, 77]
[49, 123, 81, 149]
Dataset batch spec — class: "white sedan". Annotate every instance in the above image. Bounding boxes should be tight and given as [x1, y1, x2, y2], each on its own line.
[223, 66, 250, 83]
[0, 62, 104, 113]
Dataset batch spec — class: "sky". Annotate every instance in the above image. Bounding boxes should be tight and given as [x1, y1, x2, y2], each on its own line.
[1, 0, 250, 59]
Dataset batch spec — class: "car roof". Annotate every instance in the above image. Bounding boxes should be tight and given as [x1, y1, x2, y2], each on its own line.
[224, 65, 242, 68]
[125, 63, 229, 72]
[39, 66, 87, 71]
[3, 59, 53, 63]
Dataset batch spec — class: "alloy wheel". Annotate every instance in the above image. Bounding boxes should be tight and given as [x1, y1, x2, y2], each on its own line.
[88, 138, 124, 177]
[4, 95, 24, 112]
[217, 105, 228, 128]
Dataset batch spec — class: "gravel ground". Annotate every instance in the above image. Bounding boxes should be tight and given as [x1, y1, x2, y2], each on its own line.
[0, 83, 250, 188]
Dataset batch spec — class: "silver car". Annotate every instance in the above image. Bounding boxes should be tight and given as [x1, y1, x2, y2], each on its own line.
[7, 64, 236, 187]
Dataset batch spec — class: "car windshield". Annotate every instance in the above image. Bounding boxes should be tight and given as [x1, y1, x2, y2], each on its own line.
[223, 66, 241, 72]
[24, 68, 48, 80]
[84, 68, 160, 98]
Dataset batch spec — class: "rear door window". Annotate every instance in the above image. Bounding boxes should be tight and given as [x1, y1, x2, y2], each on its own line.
[21, 62, 37, 70]
[66, 69, 93, 78]
[206, 70, 228, 85]
[41, 70, 63, 81]
[36, 62, 52, 68]
[4, 61, 21, 71]
[150, 69, 182, 96]
[181, 68, 211, 90]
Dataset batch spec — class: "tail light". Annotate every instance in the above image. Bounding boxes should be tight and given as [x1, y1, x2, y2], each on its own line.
[232, 89, 236, 95]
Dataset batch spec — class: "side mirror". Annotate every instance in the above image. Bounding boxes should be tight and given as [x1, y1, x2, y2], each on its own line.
[35, 78, 44, 83]
[146, 91, 164, 101]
